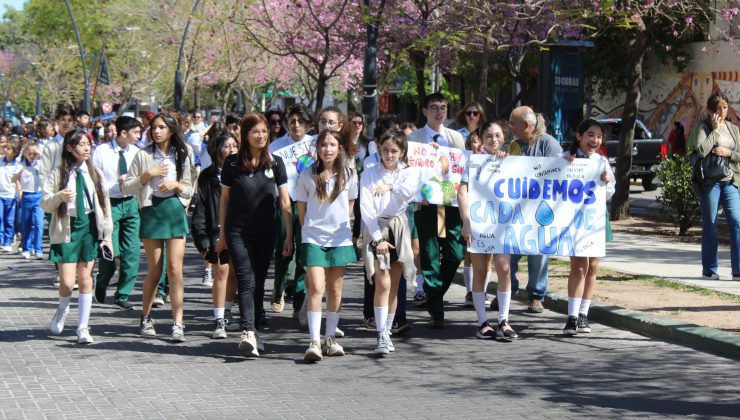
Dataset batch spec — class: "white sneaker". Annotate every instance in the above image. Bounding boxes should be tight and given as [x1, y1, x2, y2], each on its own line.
[702, 273, 720, 280]
[298, 298, 308, 327]
[321, 336, 345, 357]
[385, 330, 395, 352]
[202, 267, 213, 287]
[212, 318, 227, 339]
[171, 323, 186, 342]
[76, 327, 94, 344]
[238, 330, 259, 358]
[374, 332, 390, 355]
[35, 252, 44, 260]
[21, 251, 31, 259]
[304, 340, 323, 362]
[152, 295, 165, 308]
[1, 245, 11, 253]
[49, 309, 69, 335]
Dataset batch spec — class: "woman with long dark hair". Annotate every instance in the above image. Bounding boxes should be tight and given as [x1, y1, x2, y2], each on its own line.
[42, 128, 112, 344]
[123, 113, 194, 342]
[217, 113, 292, 357]
[265, 109, 286, 143]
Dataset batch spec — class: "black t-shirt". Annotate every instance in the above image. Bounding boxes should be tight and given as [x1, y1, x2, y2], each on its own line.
[220, 154, 288, 234]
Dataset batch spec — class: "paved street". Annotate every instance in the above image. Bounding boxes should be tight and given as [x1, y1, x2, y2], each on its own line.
[1, 243, 739, 419]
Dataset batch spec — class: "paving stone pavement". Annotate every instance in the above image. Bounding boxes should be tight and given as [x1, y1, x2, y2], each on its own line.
[1, 244, 739, 419]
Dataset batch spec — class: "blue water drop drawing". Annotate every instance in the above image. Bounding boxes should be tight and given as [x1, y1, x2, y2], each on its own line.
[535, 201, 554, 226]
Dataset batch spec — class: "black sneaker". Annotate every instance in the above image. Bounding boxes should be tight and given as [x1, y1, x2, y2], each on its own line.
[362, 317, 376, 330]
[563, 316, 578, 336]
[464, 291, 474, 308]
[391, 319, 412, 336]
[577, 314, 591, 333]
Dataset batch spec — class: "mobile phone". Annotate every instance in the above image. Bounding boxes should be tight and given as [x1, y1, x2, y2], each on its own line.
[101, 244, 114, 261]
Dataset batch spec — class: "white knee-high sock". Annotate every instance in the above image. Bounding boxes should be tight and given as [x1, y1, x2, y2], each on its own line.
[59, 294, 71, 314]
[579, 299, 591, 316]
[325, 311, 340, 338]
[497, 291, 511, 324]
[213, 307, 225, 319]
[472, 292, 487, 325]
[307, 311, 322, 342]
[568, 297, 582, 318]
[463, 266, 473, 293]
[77, 293, 92, 329]
[374, 307, 388, 333]
[415, 274, 424, 293]
[385, 313, 395, 333]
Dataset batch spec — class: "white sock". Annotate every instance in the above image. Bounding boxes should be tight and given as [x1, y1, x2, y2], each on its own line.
[325, 311, 340, 338]
[77, 293, 92, 329]
[374, 306, 388, 333]
[59, 294, 72, 314]
[385, 313, 395, 334]
[307, 311, 322, 342]
[568, 297, 582, 318]
[463, 266, 472, 293]
[472, 292, 487, 325]
[225, 301, 233, 312]
[213, 307, 225, 319]
[497, 291, 511, 324]
[580, 299, 591, 316]
[415, 274, 424, 293]
[485, 271, 492, 294]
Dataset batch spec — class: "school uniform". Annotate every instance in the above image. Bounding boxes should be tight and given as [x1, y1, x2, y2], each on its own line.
[92, 140, 141, 305]
[269, 133, 313, 310]
[0, 157, 21, 247]
[40, 164, 113, 263]
[18, 159, 43, 255]
[122, 145, 194, 239]
[295, 166, 358, 267]
[408, 125, 466, 323]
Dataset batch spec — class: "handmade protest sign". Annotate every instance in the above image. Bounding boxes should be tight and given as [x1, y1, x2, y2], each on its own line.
[272, 138, 316, 200]
[407, 142, 469, 207]
[467, 155, 606, 257]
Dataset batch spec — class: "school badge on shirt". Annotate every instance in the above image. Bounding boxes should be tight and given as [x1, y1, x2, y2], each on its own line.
[265, 168, 274, 179]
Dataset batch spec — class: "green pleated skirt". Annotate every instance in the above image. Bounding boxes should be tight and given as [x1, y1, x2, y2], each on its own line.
[301, 243, 357, 268]
[50, 212, 98, 263]
[140, 195, 189, 239]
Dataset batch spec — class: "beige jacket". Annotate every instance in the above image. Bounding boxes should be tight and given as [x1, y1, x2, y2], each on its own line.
[40, 167, 113, 245]
[121, 144, 195, 208]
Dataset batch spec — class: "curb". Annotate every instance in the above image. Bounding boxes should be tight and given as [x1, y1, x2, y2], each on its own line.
[452, 269, 740, 360]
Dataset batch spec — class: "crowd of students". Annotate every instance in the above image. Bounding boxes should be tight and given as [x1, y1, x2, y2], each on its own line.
[1, 93, 615, 362]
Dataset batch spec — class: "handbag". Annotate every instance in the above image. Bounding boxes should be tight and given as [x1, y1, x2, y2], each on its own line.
[693, 153, 731, 184]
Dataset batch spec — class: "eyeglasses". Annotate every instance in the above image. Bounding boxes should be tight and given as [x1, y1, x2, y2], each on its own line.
[466, 111, 480, 117]
[428, 105, 447, 113]
[351, 120, 364, 126]
[194, 115, 202, 119]
[319, 118, 339, 127]
[270, 120, 282, 126]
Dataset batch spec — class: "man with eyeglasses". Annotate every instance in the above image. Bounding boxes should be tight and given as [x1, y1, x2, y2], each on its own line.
[408, 93, 465, 329]
[268, 105, 314, 316]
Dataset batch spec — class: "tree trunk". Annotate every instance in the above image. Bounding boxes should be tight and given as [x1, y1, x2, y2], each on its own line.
[410, 50, 427, 125]
[194, 77, 201, 113]
[478, 52, 490, 105]
[611, 17, 648, 221]
[314, 74, 328, 115]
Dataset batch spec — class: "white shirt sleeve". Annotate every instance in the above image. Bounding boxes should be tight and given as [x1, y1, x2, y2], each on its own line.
[295, 170, 310, 203]
[360, 171, 382, 242]
[347, 171, 358, 200]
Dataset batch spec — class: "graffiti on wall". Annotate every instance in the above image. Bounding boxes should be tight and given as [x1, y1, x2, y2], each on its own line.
[594, 71, 740, 139]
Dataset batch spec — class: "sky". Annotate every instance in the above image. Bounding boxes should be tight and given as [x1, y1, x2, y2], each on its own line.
[0, 0, 25, 13]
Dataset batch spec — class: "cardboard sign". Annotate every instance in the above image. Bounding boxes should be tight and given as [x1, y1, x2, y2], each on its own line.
[467, 155, 607, 257]
[272, 138, 316, 200]
[407, 143, 468, 207]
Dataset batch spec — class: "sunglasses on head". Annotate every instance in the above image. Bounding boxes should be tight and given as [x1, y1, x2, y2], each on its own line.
[466, 111, 480, 117]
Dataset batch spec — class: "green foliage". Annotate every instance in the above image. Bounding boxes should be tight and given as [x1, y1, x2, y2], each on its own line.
[655, 155, 700, 236]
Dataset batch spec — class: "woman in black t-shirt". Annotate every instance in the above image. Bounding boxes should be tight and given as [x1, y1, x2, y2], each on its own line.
[217, 113, 292, 358]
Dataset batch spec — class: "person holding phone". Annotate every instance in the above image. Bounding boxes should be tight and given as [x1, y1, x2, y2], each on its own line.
[123, 113, 193, 342]
[91, 116, 142, 310]
[41, 128, 113, 344]
[691, 92, 740, 281]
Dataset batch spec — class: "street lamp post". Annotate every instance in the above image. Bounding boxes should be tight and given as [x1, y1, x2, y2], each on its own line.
[64, 0, 90, 114]
[174, 0, 203, 112]
[361, 0, 386, 139]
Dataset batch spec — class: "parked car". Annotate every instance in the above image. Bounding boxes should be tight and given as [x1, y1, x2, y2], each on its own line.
[598, 118, 667, 191]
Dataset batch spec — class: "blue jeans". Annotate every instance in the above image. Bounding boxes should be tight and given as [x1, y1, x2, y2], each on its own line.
[510, 254, 548, 300]
[20, 192, 43, 253]
[0, 197, 16, 246]
[700, 181, 740, 276]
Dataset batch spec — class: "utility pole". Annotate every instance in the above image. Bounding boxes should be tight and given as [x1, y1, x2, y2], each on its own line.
[175, 0, 202, 111]
[361, 0, 386, 139]
[64, 0, 90, 114]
